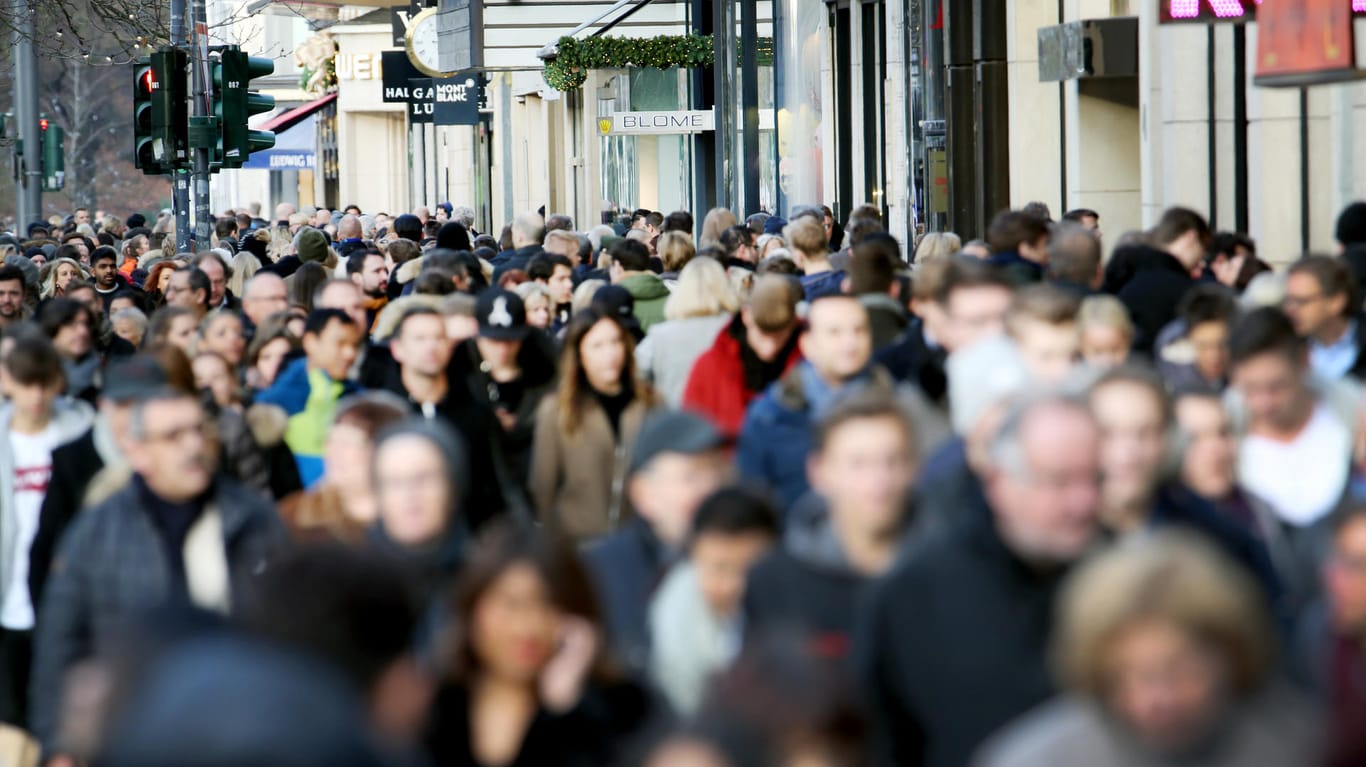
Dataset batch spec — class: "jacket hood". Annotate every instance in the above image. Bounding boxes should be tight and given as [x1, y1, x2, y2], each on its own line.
[619, 273, 671, 301]
[782, 494, 909, 576]
[396, 256, 426, 285]
[0, 397, 95, 445]
[860, 292, 909, 316]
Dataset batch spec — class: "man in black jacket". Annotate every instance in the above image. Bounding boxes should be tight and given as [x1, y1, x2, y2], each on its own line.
[1109, 207, 1210, 355]
[859, 393, 1103, 767]
[490, 211, 546, 283]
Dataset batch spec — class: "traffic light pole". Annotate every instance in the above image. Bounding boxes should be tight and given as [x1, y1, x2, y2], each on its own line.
[170, 0, 191, 253]
[190, 0, 212, 247]
[10, 0, 41, 230]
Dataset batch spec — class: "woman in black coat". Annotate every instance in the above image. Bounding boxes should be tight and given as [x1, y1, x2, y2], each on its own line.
[423, 524, 652, 767]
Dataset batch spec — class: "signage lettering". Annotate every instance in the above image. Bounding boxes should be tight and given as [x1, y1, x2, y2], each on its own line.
[604, 110, 717, 136]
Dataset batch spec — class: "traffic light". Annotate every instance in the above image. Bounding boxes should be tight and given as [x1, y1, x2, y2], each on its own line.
[214, 47, 275, 168]
[39, 117, 64, 191]
[133, 48, 188, 175]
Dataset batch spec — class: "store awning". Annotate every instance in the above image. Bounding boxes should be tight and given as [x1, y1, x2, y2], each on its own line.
[537, 0, 660, 61]
[244, 113, 318, 171]
[260, 92, 337, 133]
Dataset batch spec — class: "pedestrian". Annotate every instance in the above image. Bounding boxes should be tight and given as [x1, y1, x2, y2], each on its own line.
[1281, 255, 1366, 382]
[197, 309, 246, 368]
[531, 307, 659, 541]
[0, 337, 93, 727]
[608, 239, 670, 334]
[255, 308, 364, 486]
[1004, 284, 1081, 385]
[860, 394, 1103, 767]
[422, 523, 653, 767]
[978, 533, 1320, 767]
[985, 209, 1051, 285]
[1076, 295, 1133, 371]
[745, 388, 919, 669]
[849, 233, 908, 351]
[29, 386, 286, 755]
[787, 217, 844, 300]
[636, 258, 740, 406]
[683, 274, 803, 439]
[584, 410, 731, 671]
[1108, 207, 1209, 354]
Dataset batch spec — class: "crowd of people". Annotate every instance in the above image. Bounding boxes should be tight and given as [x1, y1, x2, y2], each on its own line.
[0, 196, 1362, 766]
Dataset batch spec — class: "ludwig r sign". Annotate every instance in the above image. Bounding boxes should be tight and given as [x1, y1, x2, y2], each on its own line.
[602, 110, 716, 136]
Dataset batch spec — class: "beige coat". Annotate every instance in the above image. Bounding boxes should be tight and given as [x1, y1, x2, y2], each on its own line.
[531, 393, 654, 541]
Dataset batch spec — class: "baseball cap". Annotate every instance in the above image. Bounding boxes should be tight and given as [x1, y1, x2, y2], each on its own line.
[591, 284, 642, 340]
[476, 288, 529, 341]
[629, 410, 727, 475]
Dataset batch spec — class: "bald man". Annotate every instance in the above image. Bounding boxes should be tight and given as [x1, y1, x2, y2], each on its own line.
[241, 273, 289, 330]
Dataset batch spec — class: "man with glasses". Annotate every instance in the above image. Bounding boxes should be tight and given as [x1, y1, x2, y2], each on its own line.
[29, 386, 285, 755]
[1282, 255, 1366, 382]
[860, 393, 1103, 767]
[164, 266, 211, 321]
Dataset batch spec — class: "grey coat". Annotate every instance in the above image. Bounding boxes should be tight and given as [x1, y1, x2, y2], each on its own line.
[29, 476, 286, 751]
[974, 690, 1321, 767]
[635, 314, 731, 407]
[0, 398, 94, 608]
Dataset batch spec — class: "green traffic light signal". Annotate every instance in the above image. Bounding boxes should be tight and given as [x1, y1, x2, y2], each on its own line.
[214, 48, 275, 168]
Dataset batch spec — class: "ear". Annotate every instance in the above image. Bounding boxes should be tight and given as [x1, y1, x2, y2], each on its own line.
[806, 452, 826, 495]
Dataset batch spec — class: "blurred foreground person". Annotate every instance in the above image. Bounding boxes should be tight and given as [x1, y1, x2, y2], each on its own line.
[30, 388, 286, 755]
[422, 524, 652, 767]
[861, 394, 1103, 767]
[979, 533, 1320, 767]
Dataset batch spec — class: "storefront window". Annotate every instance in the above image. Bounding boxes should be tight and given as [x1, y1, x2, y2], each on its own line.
[598, 67, 695, 216]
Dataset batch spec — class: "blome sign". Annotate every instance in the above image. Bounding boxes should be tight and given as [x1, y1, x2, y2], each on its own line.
[601, 110, 717, 135]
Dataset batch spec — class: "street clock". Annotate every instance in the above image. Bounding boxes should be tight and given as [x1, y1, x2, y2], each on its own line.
[405, 8, 453, 78]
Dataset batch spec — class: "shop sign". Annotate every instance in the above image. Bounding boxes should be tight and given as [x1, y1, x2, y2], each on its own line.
[408, 77, 435, 123]
[336, 51, 381, 81]
[600, 110, 716, 135]
[433, 76, 480, 125]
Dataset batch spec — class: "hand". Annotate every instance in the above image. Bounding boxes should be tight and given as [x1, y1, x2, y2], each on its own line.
[495, 409, 518, 433]
[538, 617, 597, 712]
[1211, 254, 1245, 287]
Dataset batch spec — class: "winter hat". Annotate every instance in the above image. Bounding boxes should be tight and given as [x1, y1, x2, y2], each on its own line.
[393, 214, 423, 243]
[1335, 202, 1366, 246]
[4, 255, 38, 290]
[294, 228, 330, 264]
[763, 216, 788, 236]
[125, 213, 147, 230]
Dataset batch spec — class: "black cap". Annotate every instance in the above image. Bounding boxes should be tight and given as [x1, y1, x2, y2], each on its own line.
[126, 213, 147, 229]
[592, 284, 635, 323]
[103, 355, 170, 403]
[476, 288, 529, 341]
[629, 410, 727, 475]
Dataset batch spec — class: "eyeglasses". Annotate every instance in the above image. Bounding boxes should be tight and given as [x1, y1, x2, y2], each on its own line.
[1282, 292, 1324, 310]
[143, 420, 212, 446]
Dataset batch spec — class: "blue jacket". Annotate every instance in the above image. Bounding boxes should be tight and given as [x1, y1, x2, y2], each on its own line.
[255, 358, 361, 487]
[800, 269, 846, 301]
[987, 251, 1044, 285]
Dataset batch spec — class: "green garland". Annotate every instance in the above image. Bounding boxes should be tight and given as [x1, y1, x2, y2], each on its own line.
[543, 33, 715, 91]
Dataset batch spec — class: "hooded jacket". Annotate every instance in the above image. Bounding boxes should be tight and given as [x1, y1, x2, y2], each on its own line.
[255, 358, 362, 487]
[745, 500, 889, 666]
[0, 399, 94, 614]
[737, 363, 950, 512]
[618, 273, 671, 334]
[800, 269, 847, 301]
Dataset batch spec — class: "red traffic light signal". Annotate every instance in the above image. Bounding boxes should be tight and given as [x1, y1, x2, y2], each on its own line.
[38, 118, 48, 131]
[139, 67, 156, 95]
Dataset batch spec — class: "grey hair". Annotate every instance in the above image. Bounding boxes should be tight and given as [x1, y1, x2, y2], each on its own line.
[986, 392, 1094, 479]
[111, 307, 148, 333]
[452, 205, 476, 229]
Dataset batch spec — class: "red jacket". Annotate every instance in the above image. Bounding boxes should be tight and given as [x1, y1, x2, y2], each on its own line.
[682, 316, 802, 439]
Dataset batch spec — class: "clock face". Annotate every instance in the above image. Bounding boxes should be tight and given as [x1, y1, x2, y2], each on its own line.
[405, 9, 450, 77]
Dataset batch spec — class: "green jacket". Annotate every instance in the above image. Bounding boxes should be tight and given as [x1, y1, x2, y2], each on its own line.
[619, 273, 671, 334]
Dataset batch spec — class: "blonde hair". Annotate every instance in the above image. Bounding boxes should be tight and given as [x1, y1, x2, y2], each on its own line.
[913, 232, 962, 265]
[40, 257, 89, 299]
[228, 250, 260, 297]
[699, 208, 738, 249]
[1078, 295, 1135, 340]
[1055, 531, 1273, 699]
[664, 257, 740, 321]
[571, 279, 607, 314]
[783, 217, 830, 265]
[657, 231, 696, 273]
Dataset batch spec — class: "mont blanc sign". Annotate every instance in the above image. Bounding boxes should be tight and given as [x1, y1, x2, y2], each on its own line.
[600, 110, 716, 136]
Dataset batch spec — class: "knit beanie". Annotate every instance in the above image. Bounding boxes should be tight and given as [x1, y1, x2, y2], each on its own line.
[294, 228, 330, 263]
[1335, 202, 1366, 246]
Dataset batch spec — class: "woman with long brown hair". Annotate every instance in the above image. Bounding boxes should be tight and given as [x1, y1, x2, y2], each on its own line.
[530, 307, 659, 542]
[423, 523, 651, 767]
